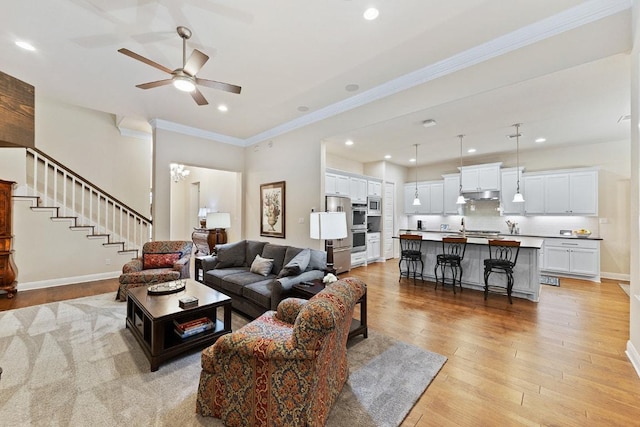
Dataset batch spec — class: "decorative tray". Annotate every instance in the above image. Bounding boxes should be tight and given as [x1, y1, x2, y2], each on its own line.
[147, 281, 186, 295]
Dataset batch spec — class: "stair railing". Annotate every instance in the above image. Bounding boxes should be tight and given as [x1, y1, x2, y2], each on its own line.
[25, 147, 152, 254]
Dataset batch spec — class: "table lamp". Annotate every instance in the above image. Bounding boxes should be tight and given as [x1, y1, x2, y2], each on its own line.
[206, 212, 231, 246]
[310, 211, 348, 273]
[198, 207, 208, 228]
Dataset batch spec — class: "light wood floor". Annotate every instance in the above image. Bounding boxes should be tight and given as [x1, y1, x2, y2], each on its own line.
[2, 261, 638, 426]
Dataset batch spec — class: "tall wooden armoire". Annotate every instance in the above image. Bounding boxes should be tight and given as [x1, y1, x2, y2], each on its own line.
[0, 180, 17, 298]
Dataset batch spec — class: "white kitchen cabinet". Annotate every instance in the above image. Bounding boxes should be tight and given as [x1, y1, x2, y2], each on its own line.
[366, 232, 381, 261]
[501, 167, 525, 215]
[530, 169, 598, 216]
[350, 177, 367, 203]
[367, 180, 382, 197]
[351, 251, 367, 267]
[443, 174, 461, 215]
[460, 163, 501, 192]
[523, 175, 545, 215]
[325, 172, 350, 197]
[404, 181, 443, 214]
[542, 238, 600, 281]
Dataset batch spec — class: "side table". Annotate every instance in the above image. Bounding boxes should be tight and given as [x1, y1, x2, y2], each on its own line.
[194, 256, 206, 283]
[291, 280, 367, 339]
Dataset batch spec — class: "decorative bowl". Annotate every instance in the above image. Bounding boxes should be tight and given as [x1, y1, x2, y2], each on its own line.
[574, 231, 591, 238]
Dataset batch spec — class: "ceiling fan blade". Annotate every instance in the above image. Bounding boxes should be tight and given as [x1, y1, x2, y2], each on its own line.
[191, 88, 209, 106]
[196, 78, 242, 94]
[136, 79, 174, 89]
[118, 48, 173, 74]
[183, 49, 209, 76]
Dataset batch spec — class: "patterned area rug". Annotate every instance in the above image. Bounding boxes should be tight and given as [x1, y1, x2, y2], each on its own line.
[0, 293, 446, 426]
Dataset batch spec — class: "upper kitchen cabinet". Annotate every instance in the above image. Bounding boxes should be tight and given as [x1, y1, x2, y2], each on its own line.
[523, 168, 598, 216]
[545, 170, 598, 215]
[523, 175, 545, 215]
[442, 173, 461, 215]
[325, 172, 350, 197]
[367, 180, 382, 197]
[404, 181, 443, 215]
[460, 162, 502, 192]
[501, 167, 525, 215]
[350, 177, 367, 203]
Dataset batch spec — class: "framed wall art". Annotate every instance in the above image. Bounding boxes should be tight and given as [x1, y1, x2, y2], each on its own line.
[260, 181, 285, 238]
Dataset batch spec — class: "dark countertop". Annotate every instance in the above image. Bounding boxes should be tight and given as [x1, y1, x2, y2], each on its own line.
[399, 228, 603, 241]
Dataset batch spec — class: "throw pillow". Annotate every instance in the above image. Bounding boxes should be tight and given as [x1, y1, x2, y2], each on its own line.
[277, 248, 311, 278]
[250, 254, 274, 276]
[306, 249, 327, 271]
[143, 252, 181, 269]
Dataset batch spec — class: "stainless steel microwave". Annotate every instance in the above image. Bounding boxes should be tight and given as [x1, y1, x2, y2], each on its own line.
[367, 197, 381, 216]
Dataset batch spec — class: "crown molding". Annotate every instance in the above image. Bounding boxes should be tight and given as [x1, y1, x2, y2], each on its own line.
[150, 119, 246, 146]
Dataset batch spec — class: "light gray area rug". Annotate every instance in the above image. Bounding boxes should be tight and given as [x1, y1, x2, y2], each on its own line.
[0, 293, 446, 426]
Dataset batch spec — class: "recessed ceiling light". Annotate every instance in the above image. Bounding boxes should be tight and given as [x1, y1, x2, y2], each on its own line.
[217, 104, 228, 112]
[467, 148, 476, 153]
[297, 106, 309, 112]
[421, 119, 437, 128]
[535, 137, 546, 143]
[384, 155, 391, 159]
[410, 158, 416, 163]
[363, 7, 379, 20]
[15, 41, 35, 51]
[345, 139, 354, 146]
[345, 84, 360, 92]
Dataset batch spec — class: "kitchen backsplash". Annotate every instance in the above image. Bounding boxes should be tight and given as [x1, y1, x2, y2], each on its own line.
[410, 209, 599, 237]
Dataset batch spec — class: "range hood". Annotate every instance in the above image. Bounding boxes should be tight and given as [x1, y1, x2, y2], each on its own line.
[461, 190, 500, 201]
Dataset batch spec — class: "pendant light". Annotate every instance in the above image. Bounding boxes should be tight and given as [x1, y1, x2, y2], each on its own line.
[456, 135, 466, 204]
[412, 144, 421, 206]
[512, 123, 525, 203]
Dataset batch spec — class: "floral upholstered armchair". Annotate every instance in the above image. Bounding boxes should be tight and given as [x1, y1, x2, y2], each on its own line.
[116, 240, 193, 301]
[196, 277, 366, 427]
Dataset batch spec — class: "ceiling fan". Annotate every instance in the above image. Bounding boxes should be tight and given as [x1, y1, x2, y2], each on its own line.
[118, 26, 241, 106]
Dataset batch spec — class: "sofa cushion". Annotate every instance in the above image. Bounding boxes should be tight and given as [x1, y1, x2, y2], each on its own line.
[215, 241, 247, 268]
[242, 279, 275, 309]
[306, 249, 327, 271]
[278, 248, 310, 278]
[205, 267, 250, 288]
[142, 252, 180, 269]
[250, 254, 274, 276]
[261, 244, 288, 275]
[246, 241, 267, 267]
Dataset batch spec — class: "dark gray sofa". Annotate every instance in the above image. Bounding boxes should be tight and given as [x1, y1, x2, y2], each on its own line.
[200, 240, 326, 318]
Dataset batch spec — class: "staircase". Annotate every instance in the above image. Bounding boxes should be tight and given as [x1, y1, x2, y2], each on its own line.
[14, 147, 152, 258]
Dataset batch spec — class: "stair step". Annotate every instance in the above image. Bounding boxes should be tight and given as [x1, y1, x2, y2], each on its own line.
[12, 195, 40, 206]
[87, 234, 109, 240]
[51, 216, 77, 222]
[32, 206, 58, 213]
[70, 226, 94, 231]
[103, 242, 124, 247]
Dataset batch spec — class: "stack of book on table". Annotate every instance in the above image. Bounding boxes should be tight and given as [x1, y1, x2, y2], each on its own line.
[174, 316, 214, 339]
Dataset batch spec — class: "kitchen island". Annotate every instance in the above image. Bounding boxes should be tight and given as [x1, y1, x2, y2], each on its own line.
[397, 232, 544, 302]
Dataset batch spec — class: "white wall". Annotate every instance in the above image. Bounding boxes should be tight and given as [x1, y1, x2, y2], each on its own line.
[36, 96, 152, 216]
[152, 127, 245, 241]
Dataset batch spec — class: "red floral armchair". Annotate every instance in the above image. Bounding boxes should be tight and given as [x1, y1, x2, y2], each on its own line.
[196, 277, 366, 427]
[116, 240, 193, 301]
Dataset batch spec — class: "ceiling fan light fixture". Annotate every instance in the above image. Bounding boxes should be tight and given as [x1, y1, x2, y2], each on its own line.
[173, 75, 196, 92]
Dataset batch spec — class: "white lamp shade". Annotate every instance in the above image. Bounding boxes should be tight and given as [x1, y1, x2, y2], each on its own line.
[206, 212, 231, 229]
[456, 195, 466, 204]
[310, 212, 348, 240]
[412, 197, 421, 206]
[512, 192, 525, 203]
[198, 207, 208, 218]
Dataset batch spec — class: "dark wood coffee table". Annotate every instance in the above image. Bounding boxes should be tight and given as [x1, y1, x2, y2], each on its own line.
[126, 279, 232, 371]
[291, 280, 367, 339]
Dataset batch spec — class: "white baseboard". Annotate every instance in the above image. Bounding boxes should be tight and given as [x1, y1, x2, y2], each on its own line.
[626, 341, 640, 379]
[18, 271, 120, 291]
[601, 271, 631, 282]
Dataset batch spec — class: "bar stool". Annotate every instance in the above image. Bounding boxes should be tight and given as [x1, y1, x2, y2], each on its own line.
[483, 239, 521, 304]
[398, 234, 424, 284]
[434, 237, 467, 294]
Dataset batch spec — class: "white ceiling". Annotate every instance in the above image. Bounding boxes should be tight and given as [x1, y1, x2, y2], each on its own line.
[0, 0, 632, 167]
